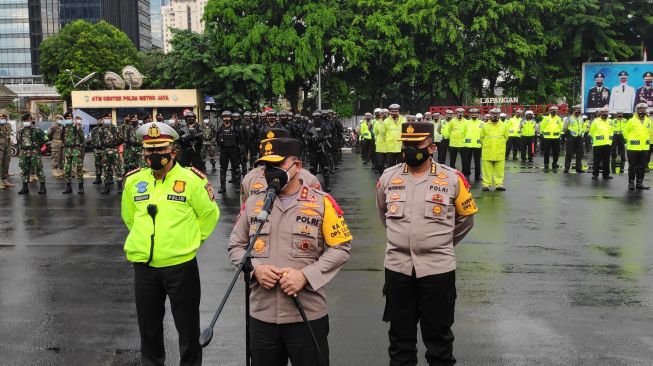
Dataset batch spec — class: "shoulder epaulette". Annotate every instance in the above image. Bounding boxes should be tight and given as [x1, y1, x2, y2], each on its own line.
[190, 166, 207, 179]
[124, 168, 142, 179]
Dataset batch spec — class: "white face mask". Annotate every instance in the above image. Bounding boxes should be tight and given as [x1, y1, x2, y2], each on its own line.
[23, 121, 32, 127]
[103, 119, 112, 125]
[0, 119, 6, 124]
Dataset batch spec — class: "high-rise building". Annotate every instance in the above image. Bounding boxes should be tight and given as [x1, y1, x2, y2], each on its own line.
[150, 0, 167, 49]
[59, 0, 152, 51]
[0, 0, 59, 77]
[161, 0, 206, 54]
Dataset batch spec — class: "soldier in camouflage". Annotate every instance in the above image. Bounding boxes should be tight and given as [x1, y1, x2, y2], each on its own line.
[0, 113, 15, 189]
[91, 118, 104, 185]
[99, 115, 124, 194]
[241, 111, 259, 171]
[201, 117, 217, 172]
[61, 113, 85, 194]
[123, 115, 143, 174]
[17, 114, 46, 195]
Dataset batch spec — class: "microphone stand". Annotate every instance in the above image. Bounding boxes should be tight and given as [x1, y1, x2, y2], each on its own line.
[200, 188, 277, 366]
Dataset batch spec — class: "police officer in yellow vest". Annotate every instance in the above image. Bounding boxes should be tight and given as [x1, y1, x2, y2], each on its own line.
[438, 110, 453, 164]
[360, 112, 373, 165]
[444, 108, 467, 169]
[461, 108, 483, 181]
[374, 108, 387, 174]
[384, 104, 406, 168]
[540, 106, 563, 169]
[624, 103, 651, 190]
[506, 109, 522, 160]
[589, 107, 614, 180]
[610, 111, 628, 173]
[563, 105, 585, 173]
[519, 110, 537, 163]
[376, 121, 477, 366]
[481, 108, 509, 191]
[121, 121, 220, 366]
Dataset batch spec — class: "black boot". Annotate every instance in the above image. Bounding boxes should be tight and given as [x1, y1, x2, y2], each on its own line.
[62, 183, 73, 194]
[218, 174, 226, 193]
[628, 181, 635, 190]
[211, 162, 216, 172]
[100, 183, 110, 194]
[636, 180, 650, 190]
[93, 175, 102, 184]
[78, 183, 84, 195]
[38, 182, 46, 194]
[117, 181, 123, 194]
[611, 160, 616, 174]
[18, 183, 29, 195]
[619, 161, 625, 174]
[323, 174, 331, 192]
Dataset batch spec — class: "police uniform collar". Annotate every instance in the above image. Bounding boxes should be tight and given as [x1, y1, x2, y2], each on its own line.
[149, 161, 178, 183]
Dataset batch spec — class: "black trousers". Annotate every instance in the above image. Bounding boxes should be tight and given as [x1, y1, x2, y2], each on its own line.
[564, 136, 584, 172]
[384, 269, 456, 366]
[611, 134, 626, 164]
[627, 150, 649, 182]
[250, 315, 330, 366]
[438, 139, 449, 164]
[542, 139, 560, 167]
[386, 152, 403, 168]
[134, 258, 202, 366]
[593, 145, 611, 178]
[461, 147, 481, 179]
[375, 152, 386, 173]
[361, 139, 372, 163]
[505, 136, 520, 159]
[520, 136, 534, 162]
[180, 149, 205, 172]
[448, 146, 462, 169]
[220, 146, 241, 184]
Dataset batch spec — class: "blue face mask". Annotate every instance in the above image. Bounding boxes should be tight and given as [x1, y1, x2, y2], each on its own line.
[103, 119, 112, 125]
[65, 119, 73, 125]
[0, 119, 6, 125]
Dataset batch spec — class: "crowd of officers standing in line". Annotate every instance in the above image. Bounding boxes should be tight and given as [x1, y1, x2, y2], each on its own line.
[357, 103, 653, 191]
[1, 109, 347, 195]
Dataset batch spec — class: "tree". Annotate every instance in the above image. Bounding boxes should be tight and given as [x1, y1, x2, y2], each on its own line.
[39, 20, 140, 99]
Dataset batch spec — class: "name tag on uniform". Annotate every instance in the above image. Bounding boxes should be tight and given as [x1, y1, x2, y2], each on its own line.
[543, 132, 551, 136]
[465, 138, 471, 143]
[509, 130, 514, 133]
[630, 140, 640, 145]
[596, 136, 604, 140]
[134, 194, 149, 202]
[167, 194, 187, 202]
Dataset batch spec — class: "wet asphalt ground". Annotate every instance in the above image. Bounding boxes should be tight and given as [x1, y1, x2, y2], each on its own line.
[1, 150, 652, 366]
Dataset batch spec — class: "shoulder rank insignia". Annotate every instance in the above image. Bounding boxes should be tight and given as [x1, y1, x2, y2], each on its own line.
[125, 167, 142, 179]
[190, 166, 207, 179]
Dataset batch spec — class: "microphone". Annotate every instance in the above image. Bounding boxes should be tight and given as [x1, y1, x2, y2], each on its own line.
[147, 204, 158, 219]
[256, 187, 278, 223]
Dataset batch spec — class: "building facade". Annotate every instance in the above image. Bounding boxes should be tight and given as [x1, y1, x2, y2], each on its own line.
[161, 0, 206, 53]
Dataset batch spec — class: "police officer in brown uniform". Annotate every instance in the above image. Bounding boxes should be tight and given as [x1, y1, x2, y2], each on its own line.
[229, 137, 352, 366]
[376, 122, 478, 366]
[240, 128, 321, 204]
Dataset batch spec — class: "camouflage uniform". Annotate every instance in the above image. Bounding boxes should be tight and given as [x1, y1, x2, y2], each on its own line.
[91, 126, 103, 181]
[201, 120, 217, 170]
[62, 123, 85, 184]
[0, 121, 12, 185]
[122, 122, 143, 173]
[99, 123, 124, 187]
[18, 125, 46, 183]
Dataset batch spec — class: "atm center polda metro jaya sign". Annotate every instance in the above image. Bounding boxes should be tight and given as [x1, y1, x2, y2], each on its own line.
[71, 89, 199, 108]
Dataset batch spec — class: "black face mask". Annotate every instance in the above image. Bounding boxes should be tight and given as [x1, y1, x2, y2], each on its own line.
[264, 163, 295, 192]
[146, 152, 172, 171]
[491, 117, 499, 122]
[403, 145, 431, 167]
[638, 112, 646, 118]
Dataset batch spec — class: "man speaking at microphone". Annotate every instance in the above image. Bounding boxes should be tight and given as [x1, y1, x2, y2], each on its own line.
[229, 137, 352, 366]
[121, 121, 220, 366]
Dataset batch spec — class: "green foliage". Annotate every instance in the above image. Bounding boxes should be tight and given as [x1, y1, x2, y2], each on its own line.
[39, 20, 140, 99]
[156, 0, 653, 110]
